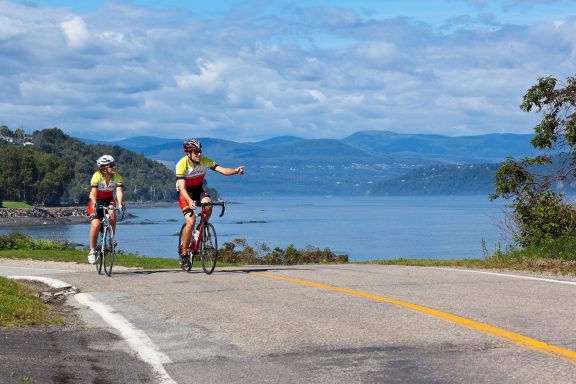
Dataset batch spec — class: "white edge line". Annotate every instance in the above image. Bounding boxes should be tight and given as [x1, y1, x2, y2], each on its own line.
[1, 265, 72, 273]
[429, 267, 576, 286]
[8, 276, 75, 290]
[74, 293, 177, 384]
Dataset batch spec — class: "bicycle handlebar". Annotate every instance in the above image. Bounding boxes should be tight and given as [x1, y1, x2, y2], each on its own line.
[199, 201, 226, 217]
[95, 204, 125, 221]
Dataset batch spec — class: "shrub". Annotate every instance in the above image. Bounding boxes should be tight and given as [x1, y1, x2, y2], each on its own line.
[511, 190, 576, 246]
[0, 232, 74, 250]
[219, 238, 348, 265]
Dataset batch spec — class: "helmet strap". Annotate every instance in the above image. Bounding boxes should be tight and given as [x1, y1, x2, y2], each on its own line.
[187, 153, 201, 166]
[100, 166, 113, 175]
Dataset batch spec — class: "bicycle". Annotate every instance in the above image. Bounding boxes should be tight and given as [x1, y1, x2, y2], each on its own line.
[94, 205, 124, 277]
[178, 201, 225, 274]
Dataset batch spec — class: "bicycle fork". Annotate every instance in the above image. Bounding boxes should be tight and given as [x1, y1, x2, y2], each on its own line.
[192, 222, 204, 254]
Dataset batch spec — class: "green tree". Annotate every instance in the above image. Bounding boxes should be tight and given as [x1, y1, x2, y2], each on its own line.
[36, 153, 71, 205]
[14, 128, 25, 141]
[32, 127, 177, 203]
[0, 143, 67, 205]
[19, 150, 38, 203]
[0, 126, 12, 138]
[491, 75, 576, 246]
[0, 145, 22, 202]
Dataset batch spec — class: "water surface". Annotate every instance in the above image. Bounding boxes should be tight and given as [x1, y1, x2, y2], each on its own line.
[0, 195, 507, 261]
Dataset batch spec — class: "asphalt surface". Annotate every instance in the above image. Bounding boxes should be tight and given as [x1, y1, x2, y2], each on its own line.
[1, 262, 158, 384]
[1, 260, 576, 384]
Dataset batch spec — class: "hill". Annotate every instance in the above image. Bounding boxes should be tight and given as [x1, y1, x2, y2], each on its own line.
[1, 128, 183, 205]
[84, 130, 536, 195]
[344, 130, 536, 163]
[367, 163, 501, 196]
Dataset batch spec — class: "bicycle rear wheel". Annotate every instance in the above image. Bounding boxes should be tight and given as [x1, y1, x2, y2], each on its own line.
[177, 223, 192, 272]
[200, 222, 218, 274]
[102, 227, 115, 276]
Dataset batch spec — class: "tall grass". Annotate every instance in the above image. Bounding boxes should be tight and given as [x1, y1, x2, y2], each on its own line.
[482, 237, 576, 274]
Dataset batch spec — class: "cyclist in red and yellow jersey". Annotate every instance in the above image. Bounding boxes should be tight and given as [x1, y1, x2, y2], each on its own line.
[87, 155, 125, 264]
[176, 139, 244, 267]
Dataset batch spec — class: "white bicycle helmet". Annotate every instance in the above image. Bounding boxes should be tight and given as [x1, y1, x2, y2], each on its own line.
[96, 155, 115, 167]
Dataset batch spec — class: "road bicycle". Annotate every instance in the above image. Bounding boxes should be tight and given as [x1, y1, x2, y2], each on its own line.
[178, 201, 225, 274]
[94, 205, 124, 277]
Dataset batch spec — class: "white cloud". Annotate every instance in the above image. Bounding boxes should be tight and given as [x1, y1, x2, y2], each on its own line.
[61, 16, 90, 48]
[0, 1, 574, 141]
[175, 60, 228, 94]
[307, 89, 326, 102]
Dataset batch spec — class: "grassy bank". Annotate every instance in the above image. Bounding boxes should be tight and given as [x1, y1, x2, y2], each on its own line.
[0, 232, 348, 269]
[2, 232, 575, 274]
[367, 237, 576, 275]
[0, 276, 63, 327]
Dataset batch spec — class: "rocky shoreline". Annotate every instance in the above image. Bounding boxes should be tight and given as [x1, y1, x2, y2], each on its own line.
[0, 207, 89, 227]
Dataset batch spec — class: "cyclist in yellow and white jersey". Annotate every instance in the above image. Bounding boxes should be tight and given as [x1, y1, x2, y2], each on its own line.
[176, 139, 244, 267]
[87, 155, 125, 264]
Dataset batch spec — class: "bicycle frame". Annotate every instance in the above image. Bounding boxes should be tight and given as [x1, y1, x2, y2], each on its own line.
[191, 201, 225, 254]
[97, 205, 124, 234]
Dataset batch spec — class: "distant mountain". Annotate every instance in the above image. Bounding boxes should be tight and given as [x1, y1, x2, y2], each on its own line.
[344, 130, 536, 163]
[78, 130, 538, 196]
[80, 136, 182, 152]
[368, 163, 501, 196]
[249, 136, 304, 146]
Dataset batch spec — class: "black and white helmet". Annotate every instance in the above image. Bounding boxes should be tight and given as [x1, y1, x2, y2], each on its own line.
[96, 155, 115, 167]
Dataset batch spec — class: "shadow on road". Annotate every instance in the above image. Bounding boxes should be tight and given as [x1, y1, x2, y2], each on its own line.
[108, 266, 312, 276]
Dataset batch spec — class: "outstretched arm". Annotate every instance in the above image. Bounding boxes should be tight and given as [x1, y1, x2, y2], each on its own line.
[213, 165, 244, 176]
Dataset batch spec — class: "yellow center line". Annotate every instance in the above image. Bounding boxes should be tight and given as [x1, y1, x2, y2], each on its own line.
[251, 272, 576, 365]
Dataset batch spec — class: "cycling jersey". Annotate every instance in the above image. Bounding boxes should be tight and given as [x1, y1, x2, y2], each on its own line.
[175, 156, 217, 190]
[90, 171, 123, 200]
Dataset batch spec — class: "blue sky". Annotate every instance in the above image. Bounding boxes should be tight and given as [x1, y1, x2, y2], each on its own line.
[1, 0, 575, 141]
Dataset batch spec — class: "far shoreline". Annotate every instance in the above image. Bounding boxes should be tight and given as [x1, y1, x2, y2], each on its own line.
[0, 206, 88, 228]
[0, 215, 89, 228]
[0, 201, 179, 228]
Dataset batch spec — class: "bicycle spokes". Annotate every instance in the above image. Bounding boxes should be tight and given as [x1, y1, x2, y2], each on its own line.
[200, 222, 218, 274]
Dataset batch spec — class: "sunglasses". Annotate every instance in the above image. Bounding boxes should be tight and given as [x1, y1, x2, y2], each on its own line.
[189, 150, 202, 155]
[107, 163, 115, 168]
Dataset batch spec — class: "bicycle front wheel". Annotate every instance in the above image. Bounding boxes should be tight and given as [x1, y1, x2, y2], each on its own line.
[200, 222, 218, 274]
[102, 227, 115, 276]
[95, 229, 104, 275]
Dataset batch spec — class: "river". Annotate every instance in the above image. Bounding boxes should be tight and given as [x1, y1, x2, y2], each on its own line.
[0, 195, 508, 262]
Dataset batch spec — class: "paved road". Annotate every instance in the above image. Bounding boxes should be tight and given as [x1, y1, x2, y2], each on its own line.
[2, 261, 576, 383]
